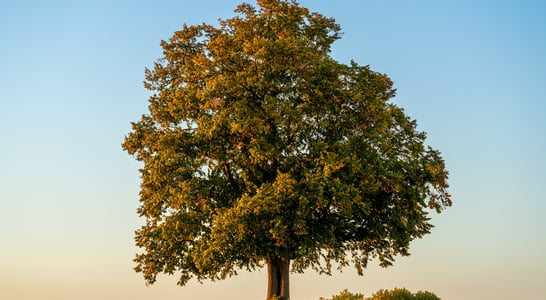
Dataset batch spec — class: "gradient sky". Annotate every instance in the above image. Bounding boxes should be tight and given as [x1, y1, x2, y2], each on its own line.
[1, 1, 545, 299]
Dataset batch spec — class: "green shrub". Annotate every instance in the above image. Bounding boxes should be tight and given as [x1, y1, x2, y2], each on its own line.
[321, 288, 440, 300]
[320, 289, 364, 300]
[414, 290, 441, 300]
[367, 288, 440, 300]
[368, 288, 414, 300]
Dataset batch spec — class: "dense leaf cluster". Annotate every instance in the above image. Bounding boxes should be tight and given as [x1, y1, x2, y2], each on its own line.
[321, 288, 441, 300]
[123, 0, 450, 286]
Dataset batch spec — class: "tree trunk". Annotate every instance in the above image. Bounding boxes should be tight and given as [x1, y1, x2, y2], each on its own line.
[266, 256, 290, 300]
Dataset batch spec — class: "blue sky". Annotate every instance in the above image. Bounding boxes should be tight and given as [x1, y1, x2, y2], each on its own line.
[1, 1, 545, 299]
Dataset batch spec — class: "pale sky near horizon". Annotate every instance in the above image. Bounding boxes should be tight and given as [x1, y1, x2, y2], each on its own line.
[1, 1, 545, 299]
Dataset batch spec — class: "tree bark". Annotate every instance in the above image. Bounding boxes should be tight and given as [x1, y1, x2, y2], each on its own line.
[266, 256, 290, 300]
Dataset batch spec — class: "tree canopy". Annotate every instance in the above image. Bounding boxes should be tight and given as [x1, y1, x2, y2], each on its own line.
[122, 1, 451, 299]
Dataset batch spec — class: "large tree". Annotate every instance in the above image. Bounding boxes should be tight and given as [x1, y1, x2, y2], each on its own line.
[123, 1, 451, 299]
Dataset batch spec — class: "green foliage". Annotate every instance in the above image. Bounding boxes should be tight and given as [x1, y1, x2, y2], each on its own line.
[123, 0, 451, 292]
[368, 288, 413, 300]
[414, 291, 441, 300]
[320, 289, 364, 300]
[320, 288, 440, 300]
[367, 288, 440, 300]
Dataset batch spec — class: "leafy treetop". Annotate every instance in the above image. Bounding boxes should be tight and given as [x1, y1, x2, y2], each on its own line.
[123, 0, 451, 291]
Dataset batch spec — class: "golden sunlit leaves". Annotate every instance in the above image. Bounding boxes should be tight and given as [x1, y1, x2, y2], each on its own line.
[122, 0, 451, 292]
